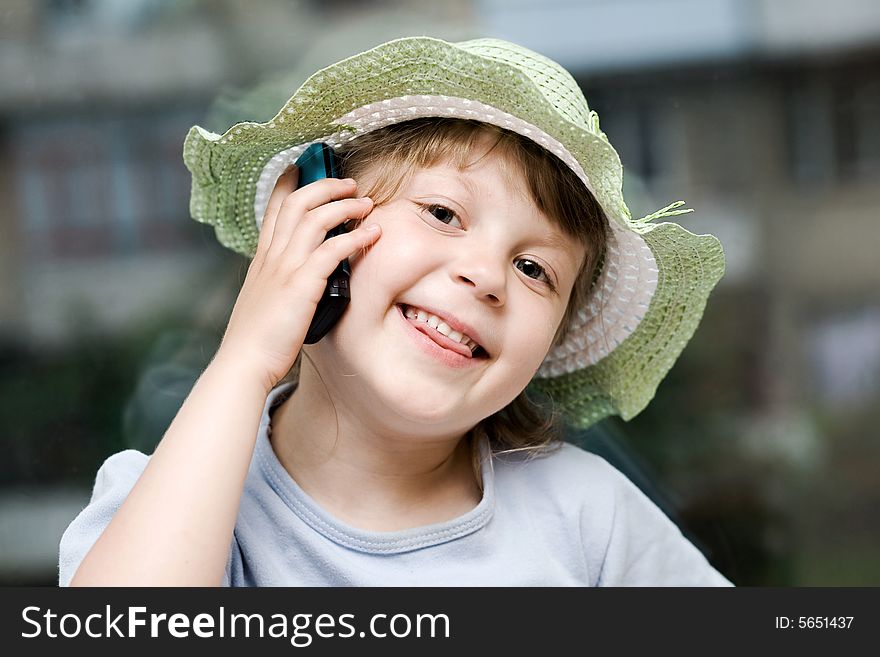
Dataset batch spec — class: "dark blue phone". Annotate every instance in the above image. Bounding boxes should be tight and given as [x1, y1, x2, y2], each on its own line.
[296, 143, 350, 344]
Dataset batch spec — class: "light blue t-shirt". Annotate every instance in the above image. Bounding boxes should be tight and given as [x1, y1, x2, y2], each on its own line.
[59, 382, 733, 586]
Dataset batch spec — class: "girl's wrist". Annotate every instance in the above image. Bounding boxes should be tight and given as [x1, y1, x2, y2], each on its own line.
[208, 347, 276, 395]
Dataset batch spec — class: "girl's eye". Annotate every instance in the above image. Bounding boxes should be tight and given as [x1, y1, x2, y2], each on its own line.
[516, 258, 555, 290]
[422, 204, 463, 229]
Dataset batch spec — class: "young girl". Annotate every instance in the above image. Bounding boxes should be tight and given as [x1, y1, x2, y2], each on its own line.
[59, 37, 731, 586]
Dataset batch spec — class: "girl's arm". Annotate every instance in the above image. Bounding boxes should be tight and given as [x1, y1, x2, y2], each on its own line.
[69, 171, 379, 586]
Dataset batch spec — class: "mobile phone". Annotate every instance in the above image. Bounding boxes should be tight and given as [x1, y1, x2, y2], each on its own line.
[296, 143, 351, 344]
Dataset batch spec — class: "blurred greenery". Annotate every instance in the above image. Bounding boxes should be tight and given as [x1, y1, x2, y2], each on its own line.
[0, 314, 220, 487]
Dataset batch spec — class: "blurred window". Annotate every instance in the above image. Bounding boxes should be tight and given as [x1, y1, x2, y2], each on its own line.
[588, 88, 658, 181]
[13, 110, 202, 259]
[836, 74, 880, 178]
[786, 64, 880, 184]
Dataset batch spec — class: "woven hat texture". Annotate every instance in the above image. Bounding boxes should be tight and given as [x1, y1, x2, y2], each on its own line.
[183, 36, 725, 429]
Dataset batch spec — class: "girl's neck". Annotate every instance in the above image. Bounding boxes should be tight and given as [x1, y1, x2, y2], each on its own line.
[267, 373, 483, 532]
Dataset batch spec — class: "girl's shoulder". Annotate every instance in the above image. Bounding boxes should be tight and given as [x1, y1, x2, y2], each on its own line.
[491, 440, 734, 586]
[58, 449, 151, 587]
[92, 449, 151, 494]
[99, 448, 150, 470]
[492, 440, 623, 483]
[490, 440, 636, 507]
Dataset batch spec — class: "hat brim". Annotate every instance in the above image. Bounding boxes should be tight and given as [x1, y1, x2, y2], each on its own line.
[530, 222, 725, 427]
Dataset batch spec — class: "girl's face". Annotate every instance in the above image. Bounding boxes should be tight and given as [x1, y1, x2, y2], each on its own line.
[306, 145, 586, 438]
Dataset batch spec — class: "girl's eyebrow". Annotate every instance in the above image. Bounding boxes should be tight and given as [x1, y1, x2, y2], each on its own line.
[453, 172, 480, 198]
[537, 235, 584, 280]
[418, 167, 527, 204]
[530, 231, 583, 270]
[532, 231, 574, 251]
[411, 169, 479, 198]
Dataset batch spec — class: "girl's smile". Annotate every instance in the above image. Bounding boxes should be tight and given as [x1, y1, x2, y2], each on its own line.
[396, 303, 489, 370]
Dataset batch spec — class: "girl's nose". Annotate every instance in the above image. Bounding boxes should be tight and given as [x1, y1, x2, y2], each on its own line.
[451, 248, 506, 307]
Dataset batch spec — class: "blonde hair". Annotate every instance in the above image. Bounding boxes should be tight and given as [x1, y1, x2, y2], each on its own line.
[283, 118, 609, 481]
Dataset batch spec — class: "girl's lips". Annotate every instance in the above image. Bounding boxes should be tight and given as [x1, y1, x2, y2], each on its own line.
[396, 305, 488, 368]
[399, 305, 476, 357]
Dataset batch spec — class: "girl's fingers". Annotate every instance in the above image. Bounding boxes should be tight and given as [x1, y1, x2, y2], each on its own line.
[304, 222, 382, 283]
[280, 196, 374, 263]
[266, 177, 359, 261]
[257, 167, 299, 255]
[280, 176, 359, 214]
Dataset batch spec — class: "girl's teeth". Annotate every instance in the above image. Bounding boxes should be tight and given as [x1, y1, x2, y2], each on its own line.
[402, 305, 479, 352]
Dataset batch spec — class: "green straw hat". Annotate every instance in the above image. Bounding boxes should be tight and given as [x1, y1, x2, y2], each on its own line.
[183, 36, 725, 430]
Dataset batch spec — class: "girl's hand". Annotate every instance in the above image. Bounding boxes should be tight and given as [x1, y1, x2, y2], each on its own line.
[215, 167, 380, 392]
